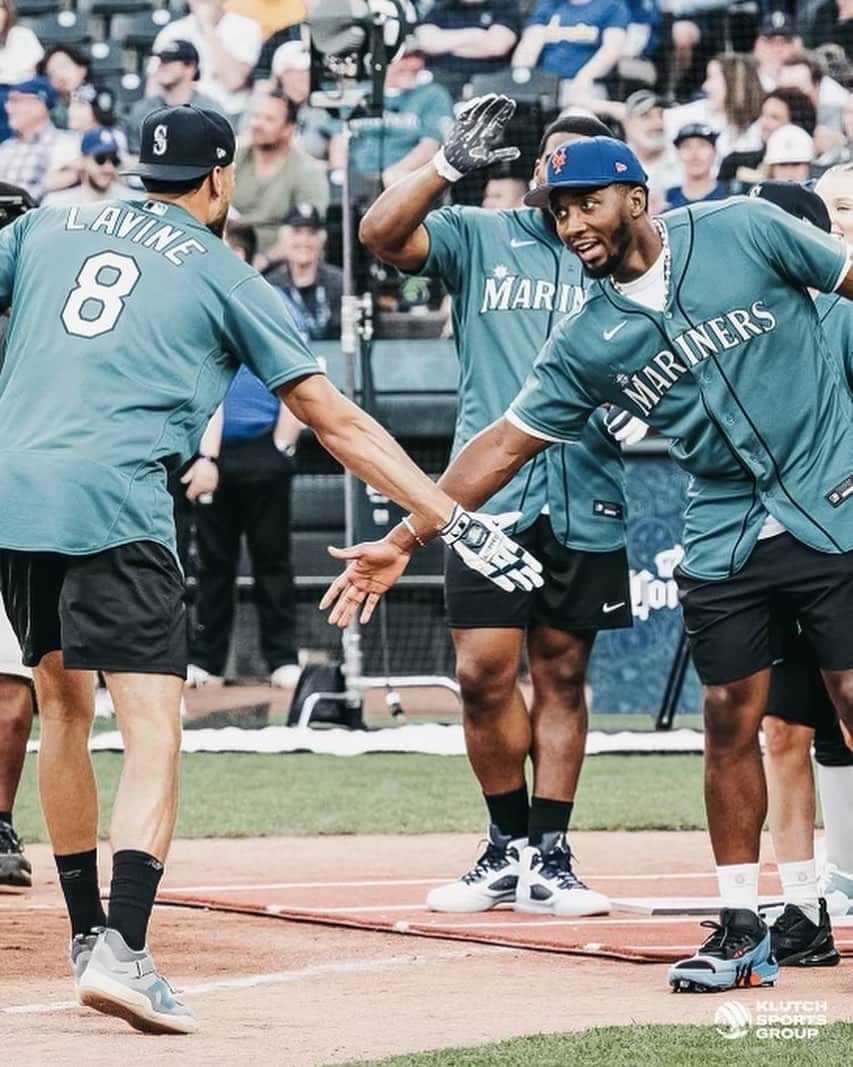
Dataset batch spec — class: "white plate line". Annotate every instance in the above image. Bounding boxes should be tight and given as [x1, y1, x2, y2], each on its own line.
[1, 946, 504, 1017]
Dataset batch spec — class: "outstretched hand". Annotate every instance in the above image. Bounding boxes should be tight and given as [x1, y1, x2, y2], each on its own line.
[319, 537, 412, 628]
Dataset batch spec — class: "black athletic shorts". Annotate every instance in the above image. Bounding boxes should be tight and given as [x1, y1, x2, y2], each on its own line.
[444, 514, 632, 632]
[676, 533, 853, 686]
[0, 541, 187, 677]
[765, 625, 853, 768]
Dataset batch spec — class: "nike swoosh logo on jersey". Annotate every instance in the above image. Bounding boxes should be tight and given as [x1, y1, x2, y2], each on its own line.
[509, 238, 536, 248]
[602, 601, 626, 614]
[603, 322, 627, 340]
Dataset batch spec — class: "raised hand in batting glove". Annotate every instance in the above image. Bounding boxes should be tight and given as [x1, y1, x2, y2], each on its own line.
[604, 406, 649, 447]
[433, 94, 521, 183]
[439, 505, 543, 592]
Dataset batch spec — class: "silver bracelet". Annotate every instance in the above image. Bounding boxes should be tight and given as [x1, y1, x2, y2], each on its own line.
[402, 516, 425, 548]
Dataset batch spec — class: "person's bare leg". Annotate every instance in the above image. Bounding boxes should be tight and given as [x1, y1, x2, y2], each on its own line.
[105, 671, 184, 862]
[0, 674, 34, 816]
[763, 716, 815, 865]
[820, 668, 853, 739]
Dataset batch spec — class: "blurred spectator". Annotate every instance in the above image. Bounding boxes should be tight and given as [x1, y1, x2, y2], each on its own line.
[42, 127, 135, 207]
[0, 78, 76, 202]
[231, 90, 328, 254]
[762, 122, 814, 181]
[660, 0, 732, 100]
[153, 0, 263, 118]
[68, 83, 121, 137]
[512, 0, 628, 101]
[481, 175, 528, 209]
[779, 50, 850, 151]
[269, 40, 329, 160]
[621, 90, 680, 212]
[663, 122, 728, 209]
[264, 204, 343, 340]
[753, 10, 801, 90]
[809, 2, 853, 62]
[37, 44, 90, 129]
[336, 42, 454, 186]
[416, 0, 521, 86]
[664, 53, 764, 160]
[127, 40, 224, 154]
[227, 0, 304, 39]
[814, 94, 853, 167]
[0, 0, 43, 83]
[815, 162, 853, 240]
[188, 219, 304, 690]
[718, 87, 817, 186]
[625, 0, 658, 57]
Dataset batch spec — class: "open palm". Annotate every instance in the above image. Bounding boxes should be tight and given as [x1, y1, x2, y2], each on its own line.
[319, 538, 412, 627]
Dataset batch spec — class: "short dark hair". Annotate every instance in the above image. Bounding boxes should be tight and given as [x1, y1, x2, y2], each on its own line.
[140, 173, 209, 196]
[763, 87, 817, 136]
[265, 89, 299, 125]
[225, 221, 257, 263]
[37, 43, 91, 76]
[782, 51, 825, 86]
[537, 115, 614, 157]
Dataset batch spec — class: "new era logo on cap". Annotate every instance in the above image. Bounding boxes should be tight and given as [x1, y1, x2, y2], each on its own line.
[123, 105, 236, 182]
[615, 161, 627, 172]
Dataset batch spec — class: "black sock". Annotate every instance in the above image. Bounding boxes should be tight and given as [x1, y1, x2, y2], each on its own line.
[0, 810, 12, 826]
[484, 784, 529, 840]
[55, 849, 107, 937]
[528, 797, 574, 846]
[107, 850, 164, 951]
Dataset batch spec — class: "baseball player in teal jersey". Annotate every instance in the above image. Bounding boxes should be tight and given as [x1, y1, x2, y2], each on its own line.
[359, 100, 633, 917]
[325, 136, 853, 993]
[0, 105, 542, 1035]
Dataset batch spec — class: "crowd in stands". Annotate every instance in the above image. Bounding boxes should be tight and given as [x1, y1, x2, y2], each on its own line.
[2, 1, 853, 316]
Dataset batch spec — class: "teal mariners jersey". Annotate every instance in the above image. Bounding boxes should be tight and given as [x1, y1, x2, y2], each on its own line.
[815, 290, 853, 388]
[0, 200, 320, 558]
[509, 197, 853, 579]
[422, 204, 626, 550]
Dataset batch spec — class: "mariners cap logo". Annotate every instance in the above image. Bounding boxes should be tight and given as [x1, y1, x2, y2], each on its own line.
[153, 123, 168, 156]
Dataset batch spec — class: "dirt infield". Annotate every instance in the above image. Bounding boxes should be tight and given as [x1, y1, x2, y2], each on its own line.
[3, 833, 853, 1065]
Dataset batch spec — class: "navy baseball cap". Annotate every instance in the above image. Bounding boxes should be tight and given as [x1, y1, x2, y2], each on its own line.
[8, 76, 56, 109]
[673, 122, 718, 147]
[282, 203, 323, 228]
[122, 105, 235, 181]
[81, 125, 121, 157]
[524, 137, 647, 208]
[749, 181, 831, 232]
[759, 10, 797, 38]
[154, 39, 201, 80]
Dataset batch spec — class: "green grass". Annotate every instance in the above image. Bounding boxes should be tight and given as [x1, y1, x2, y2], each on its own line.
[12, 752, 707, 842]
[328, 1025, 853, 1067]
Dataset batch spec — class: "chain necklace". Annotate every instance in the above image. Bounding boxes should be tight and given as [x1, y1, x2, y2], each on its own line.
[611, 217, 671, 306]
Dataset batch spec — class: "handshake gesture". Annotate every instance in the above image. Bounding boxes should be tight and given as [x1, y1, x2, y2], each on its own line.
[321, 505, 543, 628]
[434, 94, 521, 183]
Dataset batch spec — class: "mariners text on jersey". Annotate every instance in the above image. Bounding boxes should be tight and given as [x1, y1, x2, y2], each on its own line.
[64, 202, 207, 268]
[480, 269, 585, 315]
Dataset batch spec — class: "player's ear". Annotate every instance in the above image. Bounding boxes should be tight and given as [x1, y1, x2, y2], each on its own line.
[627, 185, 647, 217]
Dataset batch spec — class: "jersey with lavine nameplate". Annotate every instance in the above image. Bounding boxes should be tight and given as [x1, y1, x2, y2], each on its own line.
[0, 200, 321, 558]
[509, 197, 853, 579]
[422, 204, 626, 550]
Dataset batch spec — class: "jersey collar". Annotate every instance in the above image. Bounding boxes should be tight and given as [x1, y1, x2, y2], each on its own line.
[598, 214, 682, 317]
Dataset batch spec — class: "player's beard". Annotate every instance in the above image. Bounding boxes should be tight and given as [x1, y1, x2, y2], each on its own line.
[207, 205, 228, 239]
[581, 219, 632, 279]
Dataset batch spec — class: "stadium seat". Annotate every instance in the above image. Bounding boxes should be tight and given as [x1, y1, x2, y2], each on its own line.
[113, 72, 145, 117]
[89, 41, 127, 80]
[112, 9, 173, 71]
[14, 0, 61, 16]
[18, 11, 91, 47]
[468, 69, 560, 107]
[89, 0, 155, 15]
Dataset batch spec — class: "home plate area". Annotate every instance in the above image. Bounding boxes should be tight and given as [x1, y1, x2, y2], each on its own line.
[158, 865, 853, 964]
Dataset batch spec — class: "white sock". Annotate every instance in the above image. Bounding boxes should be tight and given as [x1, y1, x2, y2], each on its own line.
[778, 858, 820, 924]
[716, 863, 760, 914]
[817, 764, 853, 874]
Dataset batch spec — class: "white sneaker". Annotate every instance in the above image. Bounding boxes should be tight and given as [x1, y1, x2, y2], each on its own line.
[77, 927, 197, 1035]
[821, 863, 853, 917]
[185, 664, 223, 687]
[270, 664, 302, 688]
[515, 832, 610, 916]
[426, 824, 526, 912]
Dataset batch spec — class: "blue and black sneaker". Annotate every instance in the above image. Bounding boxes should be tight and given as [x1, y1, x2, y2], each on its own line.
[669, 907, 779, 992]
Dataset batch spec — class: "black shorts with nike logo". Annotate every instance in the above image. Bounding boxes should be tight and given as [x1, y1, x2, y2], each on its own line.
[444, 514, 632, 632]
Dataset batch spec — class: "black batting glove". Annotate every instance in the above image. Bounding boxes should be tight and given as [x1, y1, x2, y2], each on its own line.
[433, 94, 521, 183]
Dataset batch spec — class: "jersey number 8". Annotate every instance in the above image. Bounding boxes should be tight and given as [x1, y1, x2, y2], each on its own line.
[61, 251, 141, 339]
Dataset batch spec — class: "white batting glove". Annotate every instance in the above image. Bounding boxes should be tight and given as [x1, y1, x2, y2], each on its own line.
[604, 406, 649, 446]
[439, 505, 543, 592]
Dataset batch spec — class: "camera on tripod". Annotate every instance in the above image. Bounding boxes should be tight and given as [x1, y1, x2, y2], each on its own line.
[303, 0, 414, 116]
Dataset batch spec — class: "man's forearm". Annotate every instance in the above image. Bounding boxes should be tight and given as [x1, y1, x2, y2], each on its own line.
[359, 161, 447, 260]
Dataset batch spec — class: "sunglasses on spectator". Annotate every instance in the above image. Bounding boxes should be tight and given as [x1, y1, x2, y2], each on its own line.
[93, 153, 120, 166]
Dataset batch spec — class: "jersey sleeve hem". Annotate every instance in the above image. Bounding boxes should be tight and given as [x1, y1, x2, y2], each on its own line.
[263, 362, 324, 394]
[506, 406, 571, 443]
[831, 252, 852, 292]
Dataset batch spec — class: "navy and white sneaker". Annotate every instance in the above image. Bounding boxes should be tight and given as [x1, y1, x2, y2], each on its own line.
[514, 832, 610, 916]
[669, 908, 779, 992]
[426, 824, 526, 912]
